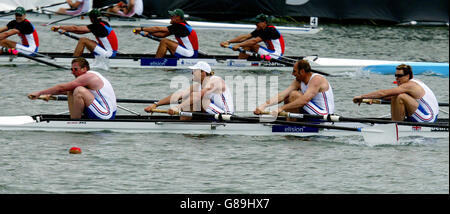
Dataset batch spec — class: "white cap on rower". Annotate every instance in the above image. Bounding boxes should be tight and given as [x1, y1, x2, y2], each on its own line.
[189, 61, 211, 73]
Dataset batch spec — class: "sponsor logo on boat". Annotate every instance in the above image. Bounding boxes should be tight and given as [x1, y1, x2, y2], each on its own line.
[431, 127, 449, 132]
[141, 58, 177, 66]
[67, 121, 86, 125]
[272, 125, 319, 133]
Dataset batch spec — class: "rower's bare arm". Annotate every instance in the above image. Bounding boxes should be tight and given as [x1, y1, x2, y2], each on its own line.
[62, 25, 91, 34]
[255, 81, 298, 114]
[0, 26, 8, 33]
[281, 80, 320, 111]
[221, 33, 252, 47]
[0, 29, 19, 39]
[237, 37, 262, 48]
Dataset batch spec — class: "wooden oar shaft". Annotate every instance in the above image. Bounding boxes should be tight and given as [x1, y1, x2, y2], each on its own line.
[362, 99, 449, 107]
[1, 47, 68, 70]
[38, 95, 159, 104]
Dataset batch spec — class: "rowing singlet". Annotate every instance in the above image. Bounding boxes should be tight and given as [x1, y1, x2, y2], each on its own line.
[66, 0, 92, 16]
[406, 79, 439, 123]
[167, 22, 199, 58]
[84, 71, 117, 120]
[201, 76, 234, 114]
[7, 19, 39, 54]
[251, 26, 285, 57]
[87, 20, 118, 58]
[299, 73, 334, 115]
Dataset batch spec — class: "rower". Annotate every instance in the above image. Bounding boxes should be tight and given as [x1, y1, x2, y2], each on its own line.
[132, 8, 199, 58]
[56, 0, 92, 16]
[51, 9, 118, 59]
[353, 64, 439, 122]
[107, 0, 144, 17]
[145, 61, 234, 120]
[0, 7, 39, 56]
[28, 57, 117, 120]
[254, 59, 335, 119]
[220, 13, 285, 59]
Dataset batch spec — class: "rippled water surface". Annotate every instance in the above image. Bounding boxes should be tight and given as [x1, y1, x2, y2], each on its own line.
[0, 21, 448, 194]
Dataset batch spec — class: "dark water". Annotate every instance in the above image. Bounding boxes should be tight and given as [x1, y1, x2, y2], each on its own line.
[0, 22, 448, 193]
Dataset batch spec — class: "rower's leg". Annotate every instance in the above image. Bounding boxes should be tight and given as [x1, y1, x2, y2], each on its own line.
[0, 40, 17, 54]
[390, 93, 419, 121]
[68, 86, 95, 119]
[284, 91, 303, 121]
[238, 45, 260, 59]
[156, 39, 178, 58]
[73, 38, 98, 57]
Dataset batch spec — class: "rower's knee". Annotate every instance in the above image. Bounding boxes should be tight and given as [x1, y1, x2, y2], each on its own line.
[288, 91, 302, 102]
[392, 93, 409, 104]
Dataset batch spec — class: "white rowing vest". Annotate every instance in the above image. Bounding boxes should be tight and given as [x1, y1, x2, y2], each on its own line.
[200, 76, 234, 114]
[87, 71, 117, 115]
[300, 73, 334, 115]
[408, 79, 439, 122]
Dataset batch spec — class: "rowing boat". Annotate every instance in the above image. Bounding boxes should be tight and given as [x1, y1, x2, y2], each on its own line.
[0, 12, 321, 35]
[0, 114, 447, 146]
[1, 52, 448, 76]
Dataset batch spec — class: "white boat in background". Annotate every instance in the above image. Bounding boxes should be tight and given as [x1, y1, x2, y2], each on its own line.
[1, 52, 448, 76]
[0, 12, 321, 35]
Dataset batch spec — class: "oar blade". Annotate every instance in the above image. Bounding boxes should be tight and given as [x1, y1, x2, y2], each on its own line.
[361, 123, 399, 146]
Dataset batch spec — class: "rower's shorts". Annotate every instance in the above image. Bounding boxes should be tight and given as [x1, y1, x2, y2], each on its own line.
[205, 94, 234, 115]
[15, 44, 38, 56]
[84, 99, 116, 120]
[174, 44, 198, 58]
[406, 99, 437, 123]
[302, 100, 330, 116]
[93, 45, 117, 58]
[258, 46, 282, 59]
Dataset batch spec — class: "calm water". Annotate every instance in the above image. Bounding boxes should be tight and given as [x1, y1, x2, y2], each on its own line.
[0, 21, 448, 194]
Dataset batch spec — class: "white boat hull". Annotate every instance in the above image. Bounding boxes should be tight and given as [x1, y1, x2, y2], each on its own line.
[0, 12, 321, 35]
[0, 115, 447, 140]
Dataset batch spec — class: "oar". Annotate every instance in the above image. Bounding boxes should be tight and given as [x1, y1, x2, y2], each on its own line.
[264, 111, 449, 128]
[1, 46, 69, 70]
[361, 99, 449, 107]
[52, 27, 80, 40]
[36, 1, 67, 12]
[151, 109, 400, 145]
[37, 95, 159, 104]
[227, 46, 331, 76]
[42, 12, 86, 26]
[133, 29, 209, 56]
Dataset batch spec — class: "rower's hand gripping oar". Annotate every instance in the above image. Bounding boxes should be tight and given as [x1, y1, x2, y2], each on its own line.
[227, 46, 331, 76]
[1, 46, 69, 70]
[51, 27, 80, 40]
[133, 29, 209, 56]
